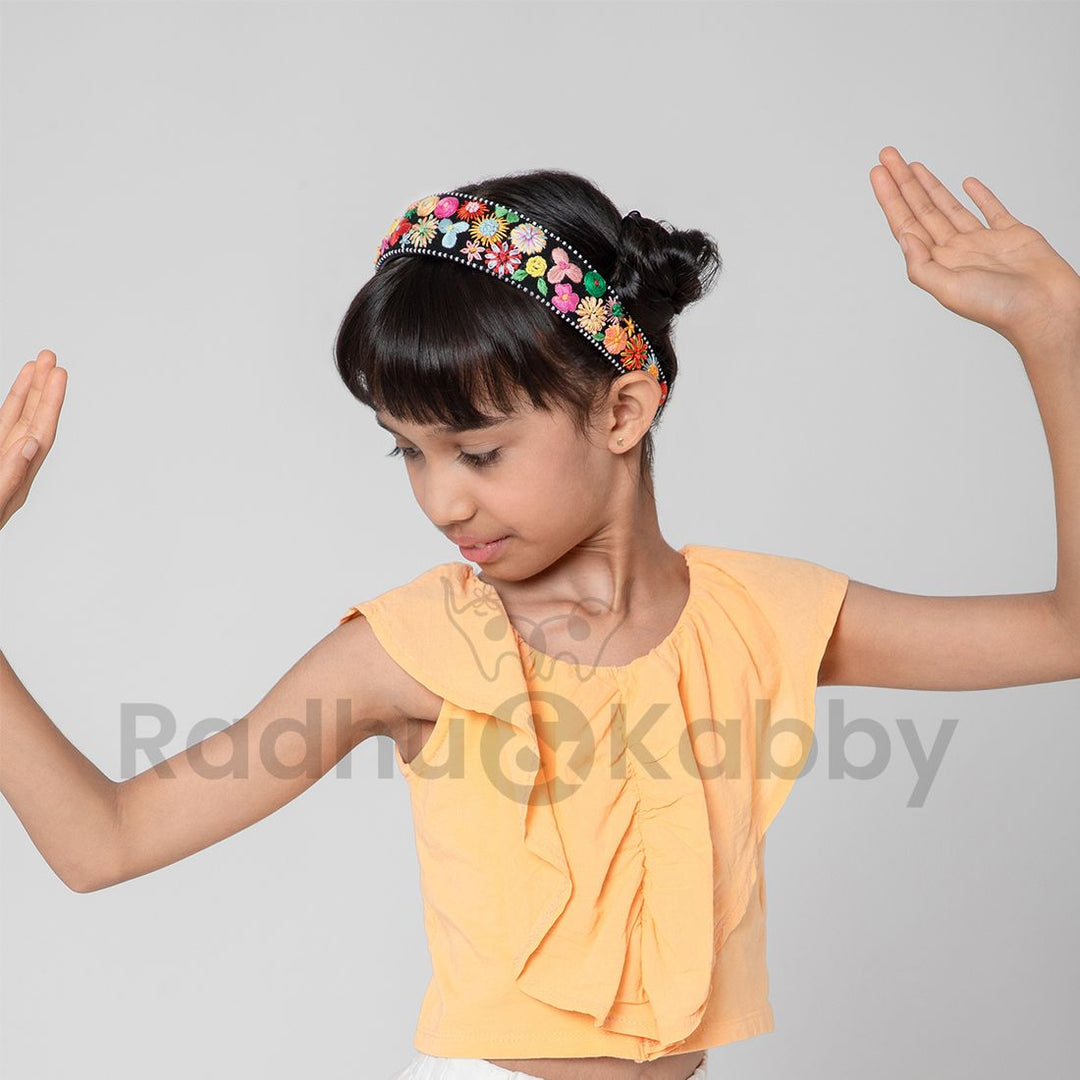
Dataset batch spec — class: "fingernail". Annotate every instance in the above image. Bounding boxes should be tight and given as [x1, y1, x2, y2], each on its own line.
[900, 236, 909, 254]
[22, 437, 38, 461]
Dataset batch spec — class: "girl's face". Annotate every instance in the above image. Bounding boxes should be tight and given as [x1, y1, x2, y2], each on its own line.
[376, 397, 633, 580]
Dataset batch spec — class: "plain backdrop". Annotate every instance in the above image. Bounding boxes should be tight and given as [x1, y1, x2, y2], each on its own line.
[2, 2, 1078, 1078]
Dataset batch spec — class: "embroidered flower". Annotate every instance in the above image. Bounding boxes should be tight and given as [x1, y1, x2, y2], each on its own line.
[484, 240, 522, 277]
[461, 239, 484, 264]
[509, 222, 546, 255]
[388, 217, 412, 246]
[583, 270, 607, 298]
[546, 247, 582, 284]
[438, 217, 471, 249]
[575, 295, 607, 334]
[471, 215, 509, 246]
[407, 215, 439, 248]
[457, 199, 489, 222]
[434, 196, 459, 219]
[525, 256, 547, 278]
[622, 332, 649, 370]
[552, 282, 580, 314]
[415, 195, 440, 218]
[603, 323, 628, 355]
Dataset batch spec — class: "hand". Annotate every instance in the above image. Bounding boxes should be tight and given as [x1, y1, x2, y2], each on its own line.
[870, 146, 1080, 354]
[1, 349, 67, 532]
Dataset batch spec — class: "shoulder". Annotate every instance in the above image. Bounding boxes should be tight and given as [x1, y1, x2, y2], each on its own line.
[335, 607, 444, 728]
[334, 562, 468, 729]
[687, 543, 849, 600]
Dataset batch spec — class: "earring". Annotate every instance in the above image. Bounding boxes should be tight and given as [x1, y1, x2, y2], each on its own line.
[617, 437, 624, 445]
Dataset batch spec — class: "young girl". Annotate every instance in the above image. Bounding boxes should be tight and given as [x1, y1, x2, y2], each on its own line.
[3, 146, 1080, 1080]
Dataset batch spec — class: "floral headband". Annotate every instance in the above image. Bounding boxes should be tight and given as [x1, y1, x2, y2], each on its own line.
[373, 191, 670, 414]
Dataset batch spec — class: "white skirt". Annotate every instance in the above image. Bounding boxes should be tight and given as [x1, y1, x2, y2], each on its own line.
[387, 1051, 709, 1079]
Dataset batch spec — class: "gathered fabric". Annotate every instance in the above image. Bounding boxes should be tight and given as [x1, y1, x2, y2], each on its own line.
[340, 544, 849, 1063]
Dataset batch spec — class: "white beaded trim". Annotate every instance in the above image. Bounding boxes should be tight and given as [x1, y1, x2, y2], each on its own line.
[374, 190, 670, 401]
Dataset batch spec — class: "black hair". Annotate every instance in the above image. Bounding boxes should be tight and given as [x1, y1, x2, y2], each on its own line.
[334, 168, 722, 496]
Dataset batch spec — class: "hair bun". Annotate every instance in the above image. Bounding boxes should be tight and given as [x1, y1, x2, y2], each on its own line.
[613, 209, 722, 331]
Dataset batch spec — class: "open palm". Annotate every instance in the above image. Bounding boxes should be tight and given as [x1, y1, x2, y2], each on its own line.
[871, 146, 1080, 352]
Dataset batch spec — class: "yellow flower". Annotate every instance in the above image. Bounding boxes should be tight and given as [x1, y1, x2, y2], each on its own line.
[415, 195, 439, 218]
[575, 295, 607, 334]
[526, 256, 548, 278]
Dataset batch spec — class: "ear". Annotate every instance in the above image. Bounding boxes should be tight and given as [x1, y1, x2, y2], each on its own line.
[607, 372, 662, 449]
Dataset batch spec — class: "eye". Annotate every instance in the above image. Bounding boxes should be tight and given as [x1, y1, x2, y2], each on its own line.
[459, 448, 501, 469]
[385, 445, 502, 470]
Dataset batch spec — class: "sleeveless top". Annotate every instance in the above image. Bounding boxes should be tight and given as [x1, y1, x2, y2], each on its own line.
[338, 544, 849, 1063]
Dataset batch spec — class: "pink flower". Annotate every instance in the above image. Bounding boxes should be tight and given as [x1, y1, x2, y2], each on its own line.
[434, 196, 460, 219]
[552, 282, 580, 313]
[546, 247, 583, 285]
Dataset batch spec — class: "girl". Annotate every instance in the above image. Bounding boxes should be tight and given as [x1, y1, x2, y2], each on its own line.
[3, 146, 1080, 1080]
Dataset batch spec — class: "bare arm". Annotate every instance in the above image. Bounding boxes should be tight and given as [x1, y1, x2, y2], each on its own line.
[2, 613, 417, 893]
[818, 582, 1080, 689]
[823, 151, 1080, 691]
[0, 649, 120, 890]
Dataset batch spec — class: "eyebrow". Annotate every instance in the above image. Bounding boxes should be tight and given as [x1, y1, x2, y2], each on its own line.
[375, 414, 508, 437]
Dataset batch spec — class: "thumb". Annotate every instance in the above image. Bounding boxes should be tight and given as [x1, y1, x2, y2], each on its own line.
[899, 232, 923, 258]
[898, 231, 943, 291]
[0, 433, 38, 501]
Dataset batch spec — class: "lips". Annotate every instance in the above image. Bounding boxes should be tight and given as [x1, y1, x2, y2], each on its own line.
[452, 535, 506, 546]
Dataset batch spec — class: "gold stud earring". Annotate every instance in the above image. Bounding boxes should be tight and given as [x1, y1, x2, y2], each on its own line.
[617, 437, 624, 445]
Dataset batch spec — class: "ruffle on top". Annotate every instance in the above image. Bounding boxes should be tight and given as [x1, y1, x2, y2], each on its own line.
[338, 544, 849, 1060]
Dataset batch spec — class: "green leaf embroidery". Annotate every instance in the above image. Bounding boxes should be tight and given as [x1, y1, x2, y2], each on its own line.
[537, 279, 549, 297]
[511, 269, 528, 281]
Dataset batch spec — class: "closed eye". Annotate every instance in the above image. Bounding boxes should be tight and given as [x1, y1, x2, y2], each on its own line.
[386, 445, 502, 469]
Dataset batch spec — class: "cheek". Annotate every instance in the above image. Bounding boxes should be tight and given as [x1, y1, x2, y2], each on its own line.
[523, 451, 594, 509]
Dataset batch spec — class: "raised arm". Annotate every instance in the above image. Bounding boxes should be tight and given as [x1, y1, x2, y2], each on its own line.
[2, 612, 415, 893]
[0, 350, 423, 893]
[819, 148, 1080, 691]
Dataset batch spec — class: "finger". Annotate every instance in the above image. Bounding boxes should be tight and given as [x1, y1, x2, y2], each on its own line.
[908, 161, 985, 235]
[870, 161, 935, 251]
[0, 361, 36, 440]
[878, 146, 957, 247]
[6, 365, 66, 506]
[23, 365, 66, 465]
[961, 175, 1020, 230]
[18, 350, 58, 441]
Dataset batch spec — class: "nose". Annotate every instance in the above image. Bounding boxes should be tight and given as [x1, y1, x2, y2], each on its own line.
[417, 460, 479, 532]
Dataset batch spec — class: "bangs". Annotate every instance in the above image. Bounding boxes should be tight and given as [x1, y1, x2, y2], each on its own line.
[335, 255, 592, 431]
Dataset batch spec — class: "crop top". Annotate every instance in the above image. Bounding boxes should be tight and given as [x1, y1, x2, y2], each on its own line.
[337, 543, 850, 1064]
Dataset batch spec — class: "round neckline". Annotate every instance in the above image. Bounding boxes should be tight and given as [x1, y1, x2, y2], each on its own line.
[467, 544, 697, 676]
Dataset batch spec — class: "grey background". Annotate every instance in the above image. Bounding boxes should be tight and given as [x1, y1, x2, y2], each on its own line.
[2, 1, 1078, 1077]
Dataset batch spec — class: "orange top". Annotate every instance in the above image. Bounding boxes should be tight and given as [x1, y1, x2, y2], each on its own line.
[338, 544, 849, 1063]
